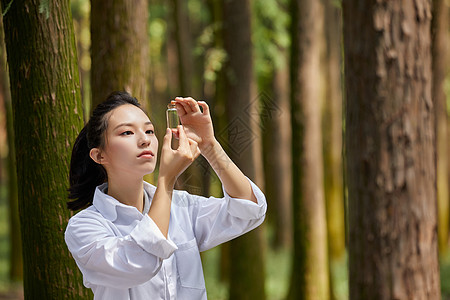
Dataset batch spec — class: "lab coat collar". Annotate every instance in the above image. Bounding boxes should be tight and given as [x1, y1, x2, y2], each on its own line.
[92, 181, 157, 221]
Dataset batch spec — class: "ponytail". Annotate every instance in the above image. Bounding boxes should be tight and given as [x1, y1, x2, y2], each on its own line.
[67, 125, 106, 210]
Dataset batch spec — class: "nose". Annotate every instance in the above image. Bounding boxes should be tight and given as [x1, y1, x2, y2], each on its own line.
[139, 131, 151, 147]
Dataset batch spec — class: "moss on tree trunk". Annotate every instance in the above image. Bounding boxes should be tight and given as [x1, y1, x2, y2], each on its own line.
[1, 0, 90, 298]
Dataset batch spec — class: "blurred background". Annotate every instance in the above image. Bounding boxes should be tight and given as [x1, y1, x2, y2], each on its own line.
[0, 0, 449, 299]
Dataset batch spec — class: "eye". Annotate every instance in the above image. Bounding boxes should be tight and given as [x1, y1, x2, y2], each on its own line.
[120, 131, 134, 136]
[146, 129, 155, 135]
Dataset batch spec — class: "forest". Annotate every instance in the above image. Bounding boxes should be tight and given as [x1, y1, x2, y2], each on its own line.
[0, 0, 449, 299]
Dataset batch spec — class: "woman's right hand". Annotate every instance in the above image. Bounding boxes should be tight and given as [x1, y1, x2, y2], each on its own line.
[158, 125, 200, 187]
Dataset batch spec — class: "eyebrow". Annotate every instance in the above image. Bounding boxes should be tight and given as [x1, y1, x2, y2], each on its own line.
[114, 121, 153, 131]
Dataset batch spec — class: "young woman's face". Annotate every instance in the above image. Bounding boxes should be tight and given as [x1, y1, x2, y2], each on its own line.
[95, 104, 159, 179]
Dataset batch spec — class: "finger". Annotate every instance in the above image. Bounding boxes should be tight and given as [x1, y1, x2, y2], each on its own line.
[174, 101, 187, 117]
[185, 97, 200, 113]
[175, 97, 192, 114]
[198, 101, 210, 115]
[162, 128, 172, 150]
[177, 125, 189, 149]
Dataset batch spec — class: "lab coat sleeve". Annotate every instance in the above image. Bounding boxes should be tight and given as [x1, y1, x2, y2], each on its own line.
[188, 177, 267, 252]
[65, 211, 177, 289]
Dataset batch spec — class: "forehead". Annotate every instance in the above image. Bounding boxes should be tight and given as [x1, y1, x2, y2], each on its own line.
[107, 104, 151, 128]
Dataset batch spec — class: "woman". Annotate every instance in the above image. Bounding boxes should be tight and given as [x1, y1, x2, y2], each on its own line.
[64, 91, 266, 299]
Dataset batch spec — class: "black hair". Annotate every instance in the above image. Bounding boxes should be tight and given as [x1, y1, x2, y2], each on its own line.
[67, 91, 143, 211]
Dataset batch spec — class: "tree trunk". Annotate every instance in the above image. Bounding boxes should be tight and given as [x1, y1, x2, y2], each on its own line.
[0, 0, 90, 298]
[287, 0, 329, 299]
[343, 0, 441, 298]
[222, 1, 266, 299]
[0, 10, 22, 283]
[91, 0, 153, 184]
[90, 0, 150, 109]
[171, 0, 193, 96]
[432, 0, 449, 254]
[322, 0, 345, 299]
[254, 0, 292, 251]
[170, 0, 207, 195]
[262, 66, 292, 249]
[323, 0, 345, 262]
[71, 1, 91, 119]
[205, 0, 231, 283]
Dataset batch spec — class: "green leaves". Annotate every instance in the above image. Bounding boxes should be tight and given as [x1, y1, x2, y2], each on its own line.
[253, 0, 290, 79]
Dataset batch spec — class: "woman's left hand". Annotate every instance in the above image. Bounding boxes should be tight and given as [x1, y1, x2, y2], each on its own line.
[173, 97, 215, 152]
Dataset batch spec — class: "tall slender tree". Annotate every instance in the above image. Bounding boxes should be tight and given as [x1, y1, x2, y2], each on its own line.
[90, 0, 150, 108]
[171, 0, 193, 97]
[255, 0, 292, 249]
[169, 0, 206, 195]
[222, 0, 266, 299]
[287, 0, 329, 299]
[71, 0, 90, 119]
[0, 0, 90, 298]
[322, 0, 345, 298]
[205, 0, 232, 283]
[343, 0, 441, 298]
[432, 0, 449, 254]
[262, 66, 292, 249]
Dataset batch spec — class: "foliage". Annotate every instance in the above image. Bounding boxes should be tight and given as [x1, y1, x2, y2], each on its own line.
[202, 237, 292, 300]
[253, 0, 290, 81]
[188, 0, 208, 25]
[148, 1, 168, 64]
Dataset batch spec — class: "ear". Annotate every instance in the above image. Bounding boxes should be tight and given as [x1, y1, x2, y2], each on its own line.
[89, 148, 105, 165]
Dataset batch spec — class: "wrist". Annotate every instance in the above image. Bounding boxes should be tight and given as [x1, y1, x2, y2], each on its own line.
[199, 138, 221, 159]
[157, 175, 176, 191]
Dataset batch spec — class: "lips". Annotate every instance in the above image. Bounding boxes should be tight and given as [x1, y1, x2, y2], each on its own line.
[137, 150, 154, 158]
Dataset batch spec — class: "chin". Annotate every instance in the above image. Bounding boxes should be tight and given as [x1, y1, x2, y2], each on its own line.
[143, 166, 156, 176]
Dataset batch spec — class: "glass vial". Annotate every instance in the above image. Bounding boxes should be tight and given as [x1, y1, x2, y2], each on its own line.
[166, 102, 180, 129]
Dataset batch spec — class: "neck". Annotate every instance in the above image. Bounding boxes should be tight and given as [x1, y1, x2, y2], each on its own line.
[107, 175, 145, 213]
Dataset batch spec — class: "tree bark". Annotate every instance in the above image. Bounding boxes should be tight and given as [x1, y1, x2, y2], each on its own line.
[171, 0, 193, 96]
[90, 0, 150, 109]
[169, 0, 208, 195]
[255, 0, 293, 250]
[343, 0, 441, 298]
[71, 1, 90, 120]
[287, 0, 329, 299]
[222, 1, 266, 299]
[322, 1, 345, 299]
[262, 66, 292, 249]
[0, 0, 90, 298]
[432, 0, 449, 253]
[323, 0, 345, 262]
[205, 0, 231, 283]
[0, 10, 22, 283]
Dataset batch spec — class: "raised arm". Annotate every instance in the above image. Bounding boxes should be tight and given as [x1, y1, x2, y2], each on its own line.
[150, 125, 200, 237]
[174, 97, 257, 203]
